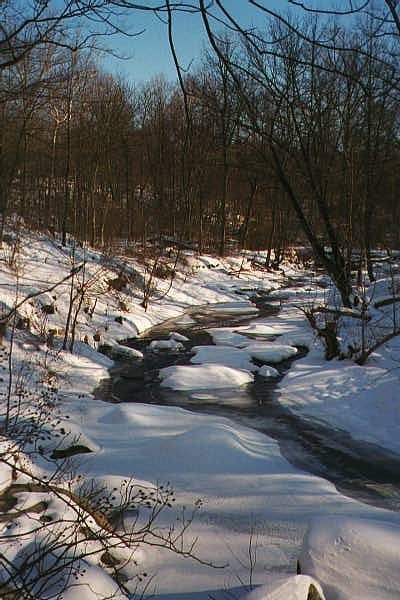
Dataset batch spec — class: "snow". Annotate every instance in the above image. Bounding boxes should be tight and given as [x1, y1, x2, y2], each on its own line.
[299, 517, 400, 600]
[243, 575, 325, 600]
[199, 301, 259, 315]
[258, 365, 280, 378]
[169, 331, 189, 342]
[190, 344, 258, 372]
[149, 338, 184, 352]
[207, 326, 252, 347]
[2, 230, 400, 599]
[159, 363, 254, 390]
[243, 342, 298, 363]
[102, 340, 144, 360]
[279, 350, 400, 453]
[236, 323, 282, 338]
[60, 567, 127, 600]
[54, 398, 400, 598]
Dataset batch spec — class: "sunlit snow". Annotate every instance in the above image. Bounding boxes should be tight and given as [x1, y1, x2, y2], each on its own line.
[190, 344, 258, 372]
[243, 342, 298, 363]
[2, 232, 400, 599]
[159, 363, 254, 389]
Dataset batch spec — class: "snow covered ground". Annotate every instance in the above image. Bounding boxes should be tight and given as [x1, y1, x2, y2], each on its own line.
[1, 230, 400, 599]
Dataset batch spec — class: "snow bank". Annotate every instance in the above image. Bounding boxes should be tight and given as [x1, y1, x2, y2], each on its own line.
[64, 398, 400, 598]
[299, 516, 400, 600]
[279, 355, 400, 454]
[169, 331, 189, 342]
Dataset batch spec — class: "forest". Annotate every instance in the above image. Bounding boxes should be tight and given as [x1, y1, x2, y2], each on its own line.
[1, 3, 399, 306]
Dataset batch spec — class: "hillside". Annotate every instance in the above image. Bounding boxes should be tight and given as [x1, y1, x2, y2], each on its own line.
[1, 229, 400, 599]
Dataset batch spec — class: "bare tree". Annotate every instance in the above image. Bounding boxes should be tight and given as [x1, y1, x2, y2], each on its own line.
[194, 37, 242, 255]
[2, 0, 400, 279]
[190, 2, 400, 305]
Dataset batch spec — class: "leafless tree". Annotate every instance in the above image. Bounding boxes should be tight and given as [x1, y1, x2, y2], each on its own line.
[190, 2, 400, 304]
[2, 0, 400, 275]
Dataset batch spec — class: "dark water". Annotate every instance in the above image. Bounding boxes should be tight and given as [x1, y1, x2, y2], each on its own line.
[99, 295, 400, 512]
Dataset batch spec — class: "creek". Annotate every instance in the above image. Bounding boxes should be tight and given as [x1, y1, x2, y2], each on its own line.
[100, 292, 400, 513]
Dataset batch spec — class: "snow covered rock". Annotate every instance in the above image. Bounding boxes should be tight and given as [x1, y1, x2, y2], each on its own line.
[169, 331, 189, 342]
[148, 338, 184, 353]
[99, 342, 143, 362]
[236, 323, 280, 338]
[258, 365, 280, 378]
[190, 344, 258, 372]
[299, 516, 400, 600]
[242, 575, 325, 600]
[243, 342, 298, 363]
[207, 327, 251, 347]
[159, 363, 254, 390]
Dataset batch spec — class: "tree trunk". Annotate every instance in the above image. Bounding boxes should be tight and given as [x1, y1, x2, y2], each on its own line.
[270, 144, 352, 307]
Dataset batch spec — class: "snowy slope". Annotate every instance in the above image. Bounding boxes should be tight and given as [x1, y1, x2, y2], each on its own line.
[1, 230, 400, 599]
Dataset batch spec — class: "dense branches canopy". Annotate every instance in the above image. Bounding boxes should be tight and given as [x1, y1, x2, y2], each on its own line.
[1, 0, 400, 303]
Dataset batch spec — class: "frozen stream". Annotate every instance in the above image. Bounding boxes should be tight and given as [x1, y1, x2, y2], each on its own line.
[103, 296, 400, 513]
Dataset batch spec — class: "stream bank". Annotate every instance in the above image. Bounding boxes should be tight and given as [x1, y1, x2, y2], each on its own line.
[96, 295, 400, 513]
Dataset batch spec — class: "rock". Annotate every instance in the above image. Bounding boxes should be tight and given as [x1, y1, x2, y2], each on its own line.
[107, 272, 129, 291]
[101, 551, 122, 567]
[40, 302, 56, 315]
[51, 445, 93, 459]
[48, 327, 63, 336]
[99, 342, 143, 362]
[308, 583, 323, 600]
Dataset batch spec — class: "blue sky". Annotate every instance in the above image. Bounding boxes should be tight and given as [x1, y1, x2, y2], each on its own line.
[101, 0, 357, 85]
[102, 1, 284, 84]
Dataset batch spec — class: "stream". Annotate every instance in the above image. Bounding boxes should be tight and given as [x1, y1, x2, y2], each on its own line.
[100, 292, 400, 513]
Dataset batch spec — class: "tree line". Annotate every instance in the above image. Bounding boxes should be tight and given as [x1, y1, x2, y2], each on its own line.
[1, 1, 400, 305]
